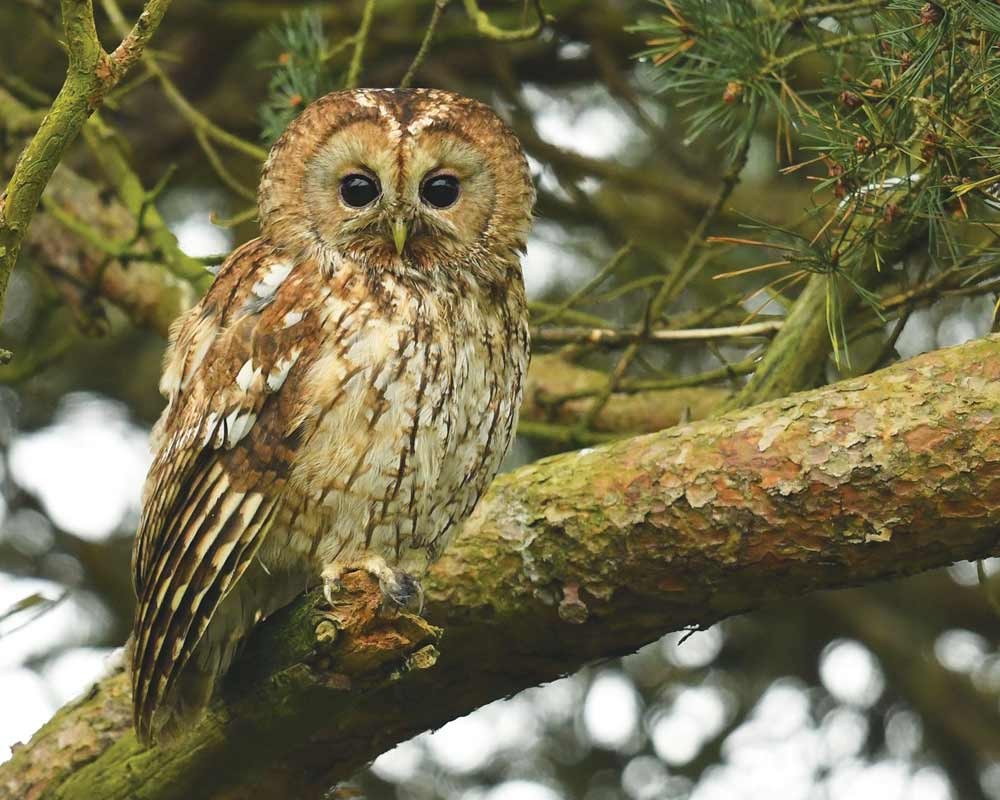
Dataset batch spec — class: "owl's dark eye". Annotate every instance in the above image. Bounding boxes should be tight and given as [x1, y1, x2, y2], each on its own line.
[340, 174, 381, 207]
[420, 174, 461, 208]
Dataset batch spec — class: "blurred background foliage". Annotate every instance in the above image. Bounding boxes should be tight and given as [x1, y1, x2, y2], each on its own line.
[3, 1, 1000, 798]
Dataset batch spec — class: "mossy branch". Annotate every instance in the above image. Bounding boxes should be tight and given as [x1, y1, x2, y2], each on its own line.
[0, 0, 173, 357]
[462, 0, 547, 41]
[5, 334, 1000, 799]
[100, 0, 267, 162]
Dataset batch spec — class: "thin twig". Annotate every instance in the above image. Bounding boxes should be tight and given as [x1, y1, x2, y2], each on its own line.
[400, 0, 450, 89]
[539, 357, 758, 404]
[346, 0, 378, 89]
[81, 113, 209, 288]
[211, 206, 258, 229]
[516, 420, 619, 445]
[462, 0, 546, 41]
[194, 127, 258, 201]
[573, 96, 763, 434]
[101, 0, 267, 162]
[534, 242, 634, 327]
[532, 320, 783, 348]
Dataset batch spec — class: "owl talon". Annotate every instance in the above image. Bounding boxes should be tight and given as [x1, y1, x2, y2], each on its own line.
[321, 565, 346, 607]
[320, 557, 422, 614]
[322, 580, 341, 607]
[379, 570, 424, 616]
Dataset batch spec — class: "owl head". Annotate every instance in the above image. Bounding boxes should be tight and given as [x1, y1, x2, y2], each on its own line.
[258, 88, 535, 284]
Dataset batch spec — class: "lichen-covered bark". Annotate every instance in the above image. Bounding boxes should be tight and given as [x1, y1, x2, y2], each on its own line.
[4, 334, 1000, 799]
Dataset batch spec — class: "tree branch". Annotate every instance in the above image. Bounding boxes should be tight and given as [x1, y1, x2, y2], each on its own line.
[521, 353, 729, 436]
[0, 0, 172, 352]
[5, 334, 1000, 799]
[532, 320, 782, 347]
[462, 0, 547, 41]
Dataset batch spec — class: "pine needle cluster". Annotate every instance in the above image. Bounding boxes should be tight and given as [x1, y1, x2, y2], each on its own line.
[637, 0, 1000, 354]
[258, 9, 335, 145]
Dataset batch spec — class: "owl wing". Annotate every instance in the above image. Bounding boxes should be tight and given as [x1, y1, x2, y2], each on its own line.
[131, 239, 325, 743]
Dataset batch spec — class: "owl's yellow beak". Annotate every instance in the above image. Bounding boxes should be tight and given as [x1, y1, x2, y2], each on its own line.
[392, 218, 409, 255]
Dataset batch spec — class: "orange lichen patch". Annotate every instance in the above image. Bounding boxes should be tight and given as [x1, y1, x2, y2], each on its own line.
[800, 480, 841, 507]
[903, 425, 951, 454]
[717, 431, 766, 468]
[978, 359, 1000, 380]
[829, 406, 861, 422]
[620, 469, 658, 501]
[755, 456, 803, 491]
[832, 482, 868, 512]
[94, 54, 114, 84]
[713, 479, 750, 506]
[818, 420, 876, 452]
[657, 469, 686, 489]
[591, 461, 644, 495]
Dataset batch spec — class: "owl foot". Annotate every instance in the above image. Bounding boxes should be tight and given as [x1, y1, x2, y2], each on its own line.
[382, 570, 424, 615]
[321, 555, 424, 615]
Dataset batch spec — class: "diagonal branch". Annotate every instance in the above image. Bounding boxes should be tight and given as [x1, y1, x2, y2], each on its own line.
[0, 0, 173, 345]
[4, 334, 1000, 800]
[107, 0, 173, 76]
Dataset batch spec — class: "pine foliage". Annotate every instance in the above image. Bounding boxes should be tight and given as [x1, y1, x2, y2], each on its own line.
[637, 0, 1000, 356]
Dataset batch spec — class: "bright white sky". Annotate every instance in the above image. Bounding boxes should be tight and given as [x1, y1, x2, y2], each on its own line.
[0, 85, 995, 800]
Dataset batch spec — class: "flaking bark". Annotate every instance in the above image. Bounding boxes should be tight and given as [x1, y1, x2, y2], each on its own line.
[4, 334, 1000, 800]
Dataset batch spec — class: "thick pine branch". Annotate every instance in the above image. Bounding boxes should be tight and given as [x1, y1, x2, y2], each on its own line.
[4, 335, 1000, 799]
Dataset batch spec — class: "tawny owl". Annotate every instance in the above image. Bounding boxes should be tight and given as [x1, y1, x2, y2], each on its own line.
[130, 88, 534, 744]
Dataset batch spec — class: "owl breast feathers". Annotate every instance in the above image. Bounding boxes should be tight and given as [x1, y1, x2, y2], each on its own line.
[130, 88, 534, 744]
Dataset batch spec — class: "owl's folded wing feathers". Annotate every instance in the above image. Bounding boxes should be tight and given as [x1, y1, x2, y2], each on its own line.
[131, 239, 325, 743]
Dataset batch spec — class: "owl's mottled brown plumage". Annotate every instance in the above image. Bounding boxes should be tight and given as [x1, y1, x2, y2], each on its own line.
[130, 88, 534, 743]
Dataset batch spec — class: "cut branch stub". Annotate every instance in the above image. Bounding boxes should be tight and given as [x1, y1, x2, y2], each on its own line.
[225, 569, 441, 699]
